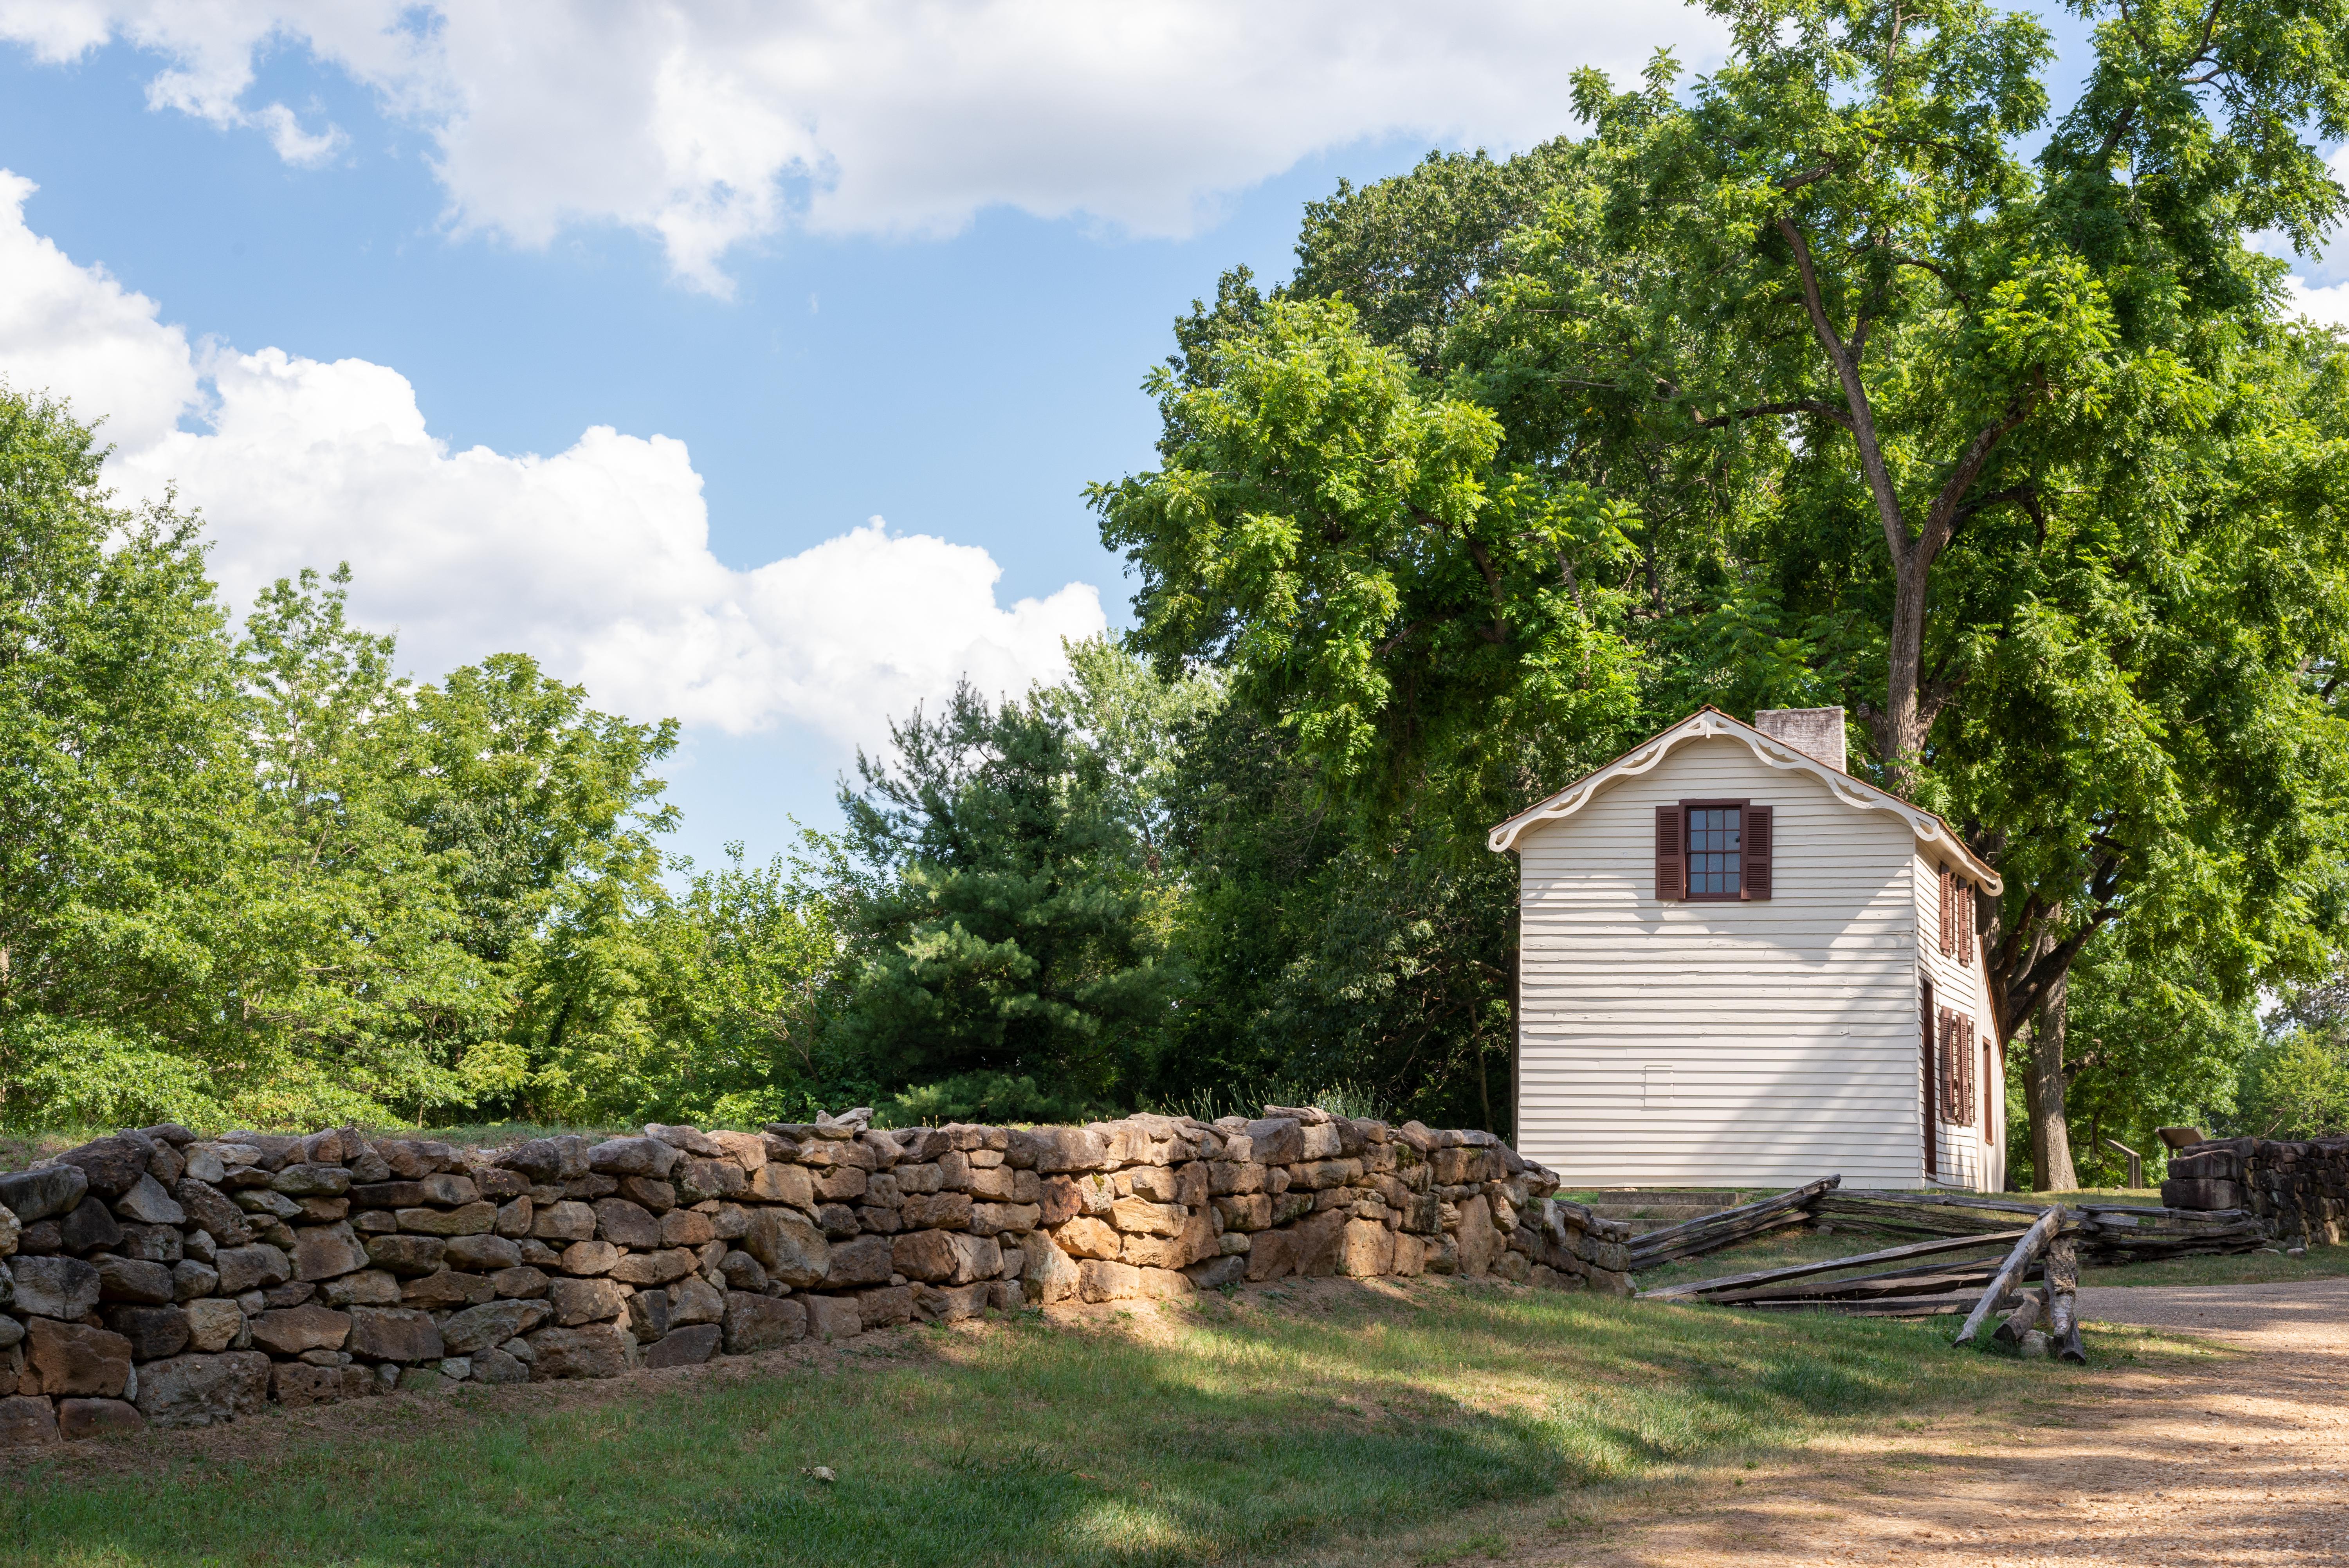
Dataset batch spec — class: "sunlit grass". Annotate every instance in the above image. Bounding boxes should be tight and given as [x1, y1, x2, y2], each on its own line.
[0, 1280, 2094, 1568]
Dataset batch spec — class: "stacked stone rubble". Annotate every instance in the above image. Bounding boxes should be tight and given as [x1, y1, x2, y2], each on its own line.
[2162, 1136, 2349, 1247]
[0, 1108, 1624, 1445]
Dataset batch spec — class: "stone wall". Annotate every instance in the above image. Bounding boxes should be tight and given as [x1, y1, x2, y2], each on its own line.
[2162, 1136, 2349, 1246]
[0, 1108, 1629, 1445]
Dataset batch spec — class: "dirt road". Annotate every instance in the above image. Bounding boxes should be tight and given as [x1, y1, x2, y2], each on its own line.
[1528, 1280, 2349, 1567]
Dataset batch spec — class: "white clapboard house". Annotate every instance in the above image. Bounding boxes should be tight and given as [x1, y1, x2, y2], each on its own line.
[1487, 707, 2006, 1192]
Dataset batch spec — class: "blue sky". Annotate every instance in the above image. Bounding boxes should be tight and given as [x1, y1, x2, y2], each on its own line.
[0, 2, 2340, 877]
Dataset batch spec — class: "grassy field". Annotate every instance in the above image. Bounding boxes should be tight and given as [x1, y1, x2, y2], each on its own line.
[0, 1277, 2144, 1568]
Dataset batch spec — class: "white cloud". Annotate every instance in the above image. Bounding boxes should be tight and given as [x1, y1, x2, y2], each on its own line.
[0, 1, 1706, 292]
[2284, 274, 2349, 329]
[0, 170, 1102, 746]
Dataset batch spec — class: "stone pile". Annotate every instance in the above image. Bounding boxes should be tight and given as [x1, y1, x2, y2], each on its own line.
[2162, 1135, 2349, 1247]
[0, 1107, 1627, 1445]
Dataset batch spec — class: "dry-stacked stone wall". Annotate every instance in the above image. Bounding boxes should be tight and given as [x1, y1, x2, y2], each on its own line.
[2162, 1136, 2349, 1246]
[0, 1108, 1629, 1445]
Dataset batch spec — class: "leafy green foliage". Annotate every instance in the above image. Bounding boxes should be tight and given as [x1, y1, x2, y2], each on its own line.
[828, 675, 1184, 1115]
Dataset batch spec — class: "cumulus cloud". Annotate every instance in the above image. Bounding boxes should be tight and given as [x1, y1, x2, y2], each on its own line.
[0, 171, 1103, 744]
[0, 0, 1705, 292]
[2283, 274, 2349, 329]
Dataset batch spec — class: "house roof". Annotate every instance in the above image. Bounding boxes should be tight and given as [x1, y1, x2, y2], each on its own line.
[1485, 707, 2003, 894]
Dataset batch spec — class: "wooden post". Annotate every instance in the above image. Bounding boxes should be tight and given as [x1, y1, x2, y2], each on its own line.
[1952, 1206, 2063, 1348]
[2102, 1138, 2143, 1190]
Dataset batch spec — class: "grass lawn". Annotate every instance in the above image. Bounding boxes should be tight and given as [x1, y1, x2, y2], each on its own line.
[0, 1277, 2135, 1568]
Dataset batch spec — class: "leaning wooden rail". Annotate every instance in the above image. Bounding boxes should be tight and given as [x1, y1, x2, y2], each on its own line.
[1950, 1207, 2064, 1348]
[1624, 1175, 1841, 1269]
[1639, 1228, 2031, 1301]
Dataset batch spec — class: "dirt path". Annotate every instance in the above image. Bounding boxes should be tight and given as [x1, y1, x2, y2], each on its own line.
[1523, 1280, 2349, 1567]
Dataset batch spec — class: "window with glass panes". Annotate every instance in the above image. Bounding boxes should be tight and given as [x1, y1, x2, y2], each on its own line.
[1685, 806, 1743, 897]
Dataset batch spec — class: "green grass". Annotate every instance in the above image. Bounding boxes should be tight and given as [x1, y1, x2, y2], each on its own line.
[0, 1280, 2111, 1568]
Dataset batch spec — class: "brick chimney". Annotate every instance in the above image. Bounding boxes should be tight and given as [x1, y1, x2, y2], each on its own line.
[1753, 707, 1847, 773]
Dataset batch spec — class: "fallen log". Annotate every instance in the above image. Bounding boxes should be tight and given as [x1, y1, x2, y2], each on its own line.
[1626, 1175, 1842, 1269]
[2045, 1237, 2085, 1364]
[1993, 1292, 2043, 1345]
[1952, 1207, 2063, 1348]
[1641, 1228, 2031, 1301]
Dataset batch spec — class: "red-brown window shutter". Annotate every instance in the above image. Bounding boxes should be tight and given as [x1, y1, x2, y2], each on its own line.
[1936, 1007, 1957, 1121]
[1741, 805, 1773, 899]
[1654, 806, 1682, 901]
[1981, 1038, 1994, 1140]
[1956, 882, 1975, 967]
[1938, 868, 1955, 955]
[1957, 1011, 1976, 1123]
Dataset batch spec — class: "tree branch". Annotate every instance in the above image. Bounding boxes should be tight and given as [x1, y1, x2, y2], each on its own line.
[1776, 214, 1910, 561]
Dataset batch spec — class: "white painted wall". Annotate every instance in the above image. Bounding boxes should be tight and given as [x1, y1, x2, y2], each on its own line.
[1513, 734, 1998, 1190]
[1913, 849, 2006, 1192]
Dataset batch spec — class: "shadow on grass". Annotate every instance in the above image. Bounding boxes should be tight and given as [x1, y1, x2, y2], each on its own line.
[0, 1285, 2060, 1568]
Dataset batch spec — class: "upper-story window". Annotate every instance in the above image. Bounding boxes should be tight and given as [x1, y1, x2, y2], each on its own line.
[1654, 800, 1773, 901]
[1686, 807, 1743, 896]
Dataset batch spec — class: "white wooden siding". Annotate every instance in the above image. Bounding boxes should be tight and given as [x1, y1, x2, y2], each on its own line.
[1514, 737, 1989, 1189]
[1913, 849, 2006, 1192]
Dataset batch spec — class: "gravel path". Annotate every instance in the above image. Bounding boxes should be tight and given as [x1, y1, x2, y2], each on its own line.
[1523, 1281, 2349, 1567]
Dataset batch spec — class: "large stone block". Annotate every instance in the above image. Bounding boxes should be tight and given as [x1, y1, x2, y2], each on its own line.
[347, 1307, 444, 1363]
[0, 1164, 89, 1225]
[56, 1398, 144, 1440]
[443, 1233, 523, 1272]
[270, 1363, 349, 1408]
[1336, 1218, 1397, 1278]
[530, 1200, 597, 1242]
[103, 1303, 191, 1362]
[667, 1276, 725, 1326]
[94, 1254, 175, 1305]
[490, 1265, 551, 1299]
[821, 1235, 893, 1290]
[1241, 1117, 1304, 1165]
[547, 1276, 628, 1326]
[364, 1234, 447, 1277]
[292, 1221, 370, 1282]
[1453, 1194, 1502, 1278]
[609, 1247, 698, 1287]
[28, 1318, 133, 1396]
[58, 1137, 148, 1198]
[1024, 1233, 1081, 1304]
[592, 1198, 662, 1250]
[134, 1351, 271, 1429]
[1028, 1126, 1109, 1175]
[743, 1206, 830, 1287]
[173, 1179, 252, 1246]
[214, 1243, 293, 1294]
[586, 1137, 678, 1178]
[1077, 1259, 1141, 1303]
[270, 1163, 352, 1198]
[112, 1173, 186, 1226]
[720, 1291, 806, 1354]
[1243, 1227, 1296, 1282]
[899, 1191, 972, 1231]
[396, 1201, 496, 1237]
[250, 1303, 352, 1356]
[440, 1298, 554, 1355]
[0, 1395, 59, 1447]
[560, 1240, 622, 1276]
[673, 1158, 746, 1204]
[12, 1254, 102, 1319]
[748, 1163, 813, 1208]
[642, 1321, 720, 1368]
[854, 1284, 915, 1327]
[60, 1196, 123, 1251]
[804, 1295, 862, 1340]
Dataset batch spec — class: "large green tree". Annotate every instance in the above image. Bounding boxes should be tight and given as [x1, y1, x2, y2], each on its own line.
[1097, 0, 2349, 1182]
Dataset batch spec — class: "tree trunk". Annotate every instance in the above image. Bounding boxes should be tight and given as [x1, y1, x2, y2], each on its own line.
[1880, 548, 1930, 794]
[2025, 971, 2079, 1192]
